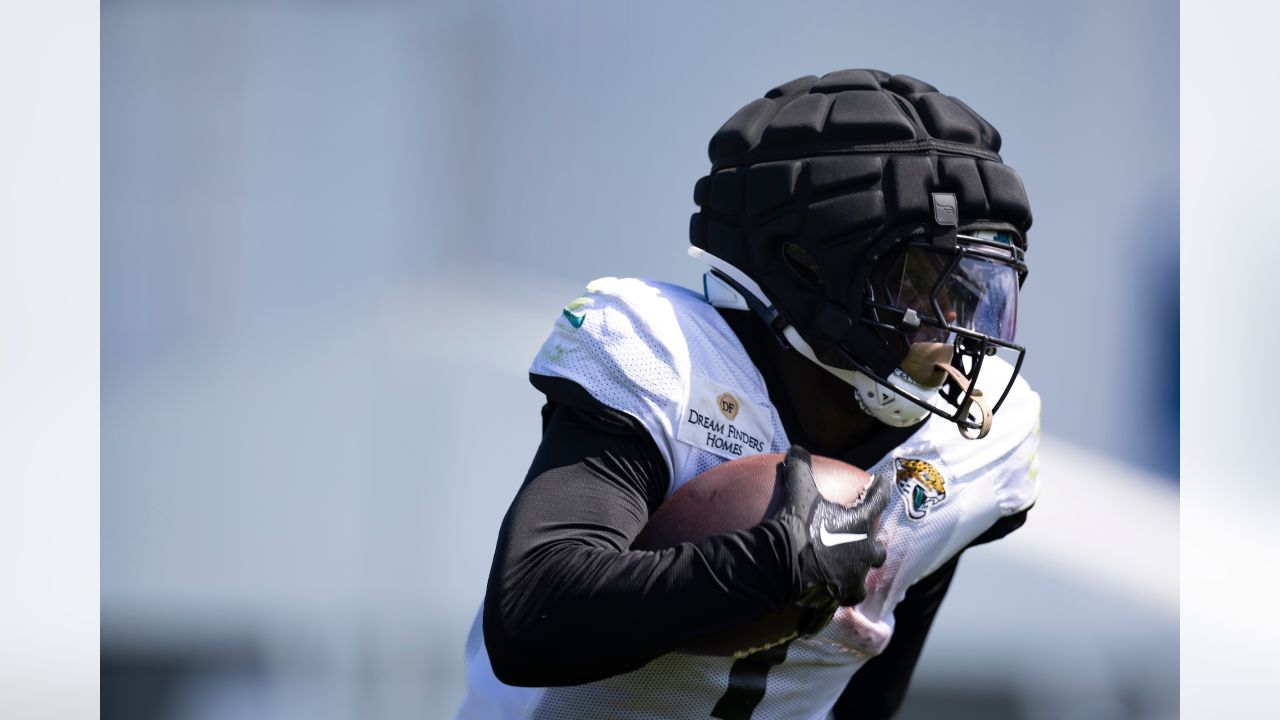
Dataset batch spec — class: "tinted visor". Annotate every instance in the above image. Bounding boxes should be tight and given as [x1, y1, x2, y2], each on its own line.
[884, 247, 1019, 343]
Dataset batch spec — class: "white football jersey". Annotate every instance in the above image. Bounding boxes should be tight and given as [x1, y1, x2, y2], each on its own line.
[458, 277, 1040, 720]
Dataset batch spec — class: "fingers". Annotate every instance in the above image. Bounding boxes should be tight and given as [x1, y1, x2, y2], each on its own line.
[871, 541, 888, 569]
[782, 445, 813, 475]
[778, 445, 819, 519]
[858, 472, 893, 517]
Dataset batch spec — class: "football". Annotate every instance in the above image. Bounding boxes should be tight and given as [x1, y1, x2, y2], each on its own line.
[632, 451, 875, 657]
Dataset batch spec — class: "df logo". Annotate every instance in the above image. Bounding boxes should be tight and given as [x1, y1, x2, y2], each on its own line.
[716, 392, 740, 421]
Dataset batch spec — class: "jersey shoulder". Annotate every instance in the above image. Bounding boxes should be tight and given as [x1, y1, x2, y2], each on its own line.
[529, 276, 709, 399]
[528, 277, 730, 473]
[917, 356, 1041, 516]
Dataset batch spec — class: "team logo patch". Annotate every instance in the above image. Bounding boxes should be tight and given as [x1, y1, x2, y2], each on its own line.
[717, 392, 740, 421]
[895, 458, 947, 520]
[561, 296, 592, 328]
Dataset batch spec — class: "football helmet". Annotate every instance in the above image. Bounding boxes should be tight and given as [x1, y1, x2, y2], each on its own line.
[689, 70, 1032, 439]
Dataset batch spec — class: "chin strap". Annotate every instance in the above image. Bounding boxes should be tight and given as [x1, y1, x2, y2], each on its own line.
[934, 362, 992, 439]
[775, 318, 942, 431]
[848, 366, 938, 429]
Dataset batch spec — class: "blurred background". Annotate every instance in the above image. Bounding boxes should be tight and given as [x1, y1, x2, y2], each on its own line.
[102, 1, 1178, 718]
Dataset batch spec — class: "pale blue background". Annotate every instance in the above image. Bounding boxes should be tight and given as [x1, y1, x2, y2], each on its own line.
[102, 1, 1178, 718]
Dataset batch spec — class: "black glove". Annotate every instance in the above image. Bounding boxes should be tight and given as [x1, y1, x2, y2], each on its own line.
[772, 445, 891, 633]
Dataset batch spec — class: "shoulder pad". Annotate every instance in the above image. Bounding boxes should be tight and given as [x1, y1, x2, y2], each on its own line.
[529, 278, 703, 479]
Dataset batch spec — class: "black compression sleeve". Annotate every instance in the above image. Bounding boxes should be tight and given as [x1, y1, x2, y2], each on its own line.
[482, 379, 799, 687]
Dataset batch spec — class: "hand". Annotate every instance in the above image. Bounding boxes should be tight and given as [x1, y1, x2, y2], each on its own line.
[771, 446, 891, 632]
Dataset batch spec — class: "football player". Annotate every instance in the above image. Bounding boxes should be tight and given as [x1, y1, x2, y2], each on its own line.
[458, 69, 1039, 720]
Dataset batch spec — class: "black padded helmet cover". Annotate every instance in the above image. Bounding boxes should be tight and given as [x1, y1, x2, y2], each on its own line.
[690, 70, 1032, 378]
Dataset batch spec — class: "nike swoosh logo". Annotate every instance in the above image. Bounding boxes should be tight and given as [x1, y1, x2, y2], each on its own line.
[819, 525, 868, 547]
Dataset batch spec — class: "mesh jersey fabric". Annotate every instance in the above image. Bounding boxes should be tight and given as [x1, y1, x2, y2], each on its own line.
[459, 278, 1040, 720]
[528, 277, 792, 497]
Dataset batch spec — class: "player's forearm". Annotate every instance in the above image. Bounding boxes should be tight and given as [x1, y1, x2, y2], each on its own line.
[483, 519, 796, 686]
[481, 396, 809, 686]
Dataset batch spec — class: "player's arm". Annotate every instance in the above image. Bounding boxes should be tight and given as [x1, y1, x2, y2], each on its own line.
[482, 377, 801, 687]
[829, 509, 1031, 719]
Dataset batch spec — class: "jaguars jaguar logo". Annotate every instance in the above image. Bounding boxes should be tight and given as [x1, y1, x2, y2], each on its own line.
[895, 458, 947, 520]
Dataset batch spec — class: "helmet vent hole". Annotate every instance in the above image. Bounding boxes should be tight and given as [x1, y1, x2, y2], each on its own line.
[782, 243, 823, 288]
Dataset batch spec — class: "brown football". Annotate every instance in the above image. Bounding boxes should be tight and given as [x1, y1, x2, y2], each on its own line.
[632, 451, 874, 657]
